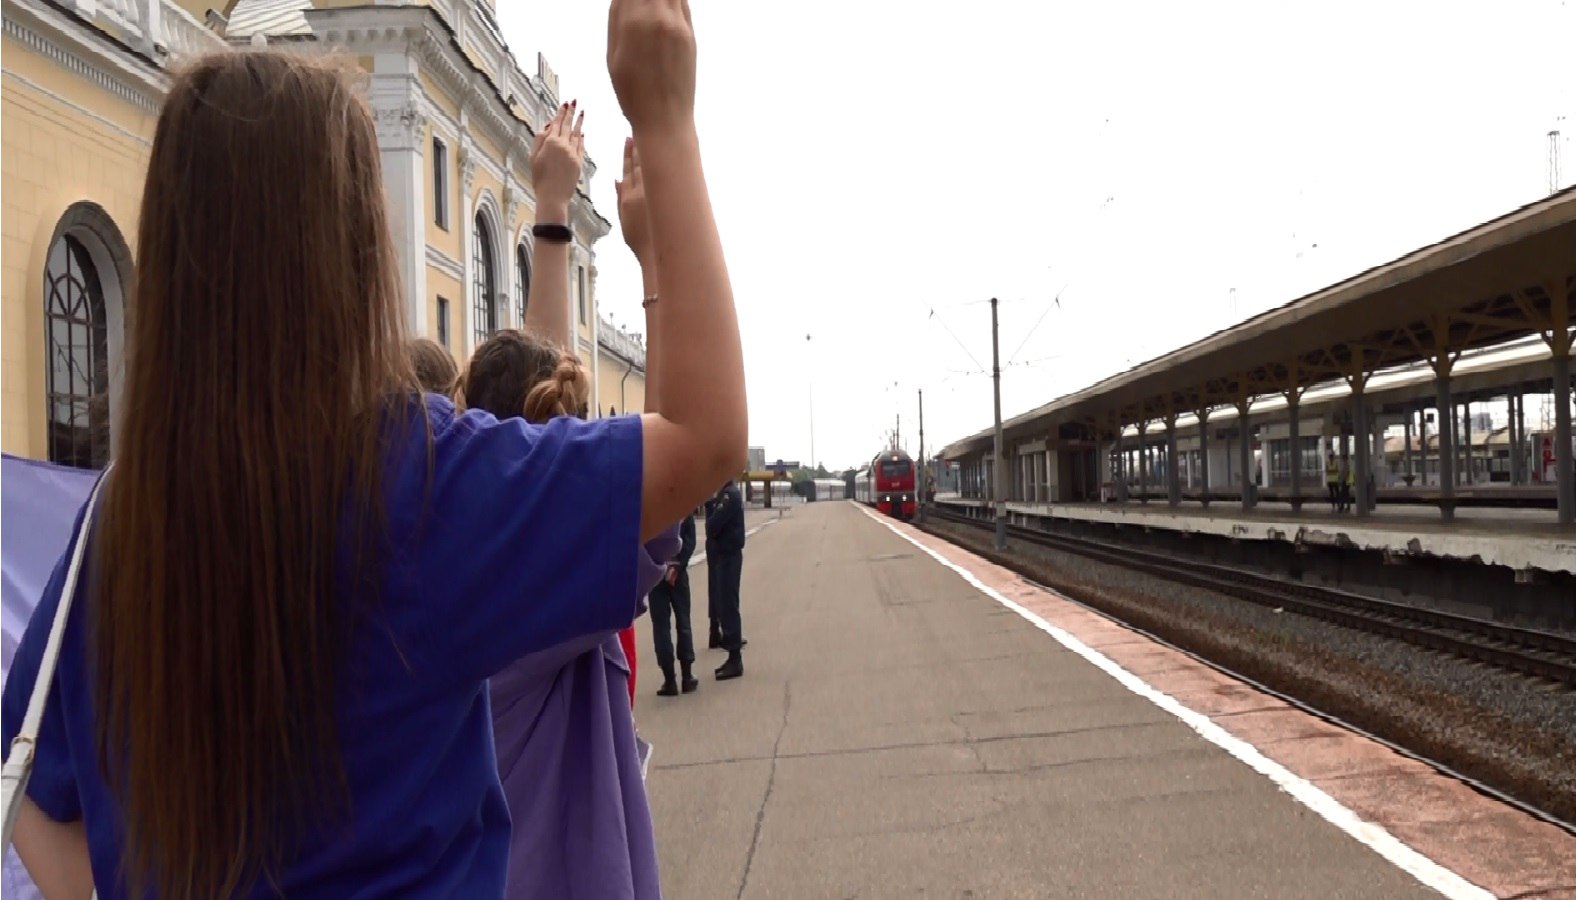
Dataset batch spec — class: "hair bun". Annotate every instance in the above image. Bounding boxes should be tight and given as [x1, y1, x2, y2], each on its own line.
[523, 352, 590, 423]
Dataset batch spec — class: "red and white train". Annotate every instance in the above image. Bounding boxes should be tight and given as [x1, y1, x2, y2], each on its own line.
[853, 449, 917, 520]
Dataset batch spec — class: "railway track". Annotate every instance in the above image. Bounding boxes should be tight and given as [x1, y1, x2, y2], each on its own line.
[925, 506, 1576, 688]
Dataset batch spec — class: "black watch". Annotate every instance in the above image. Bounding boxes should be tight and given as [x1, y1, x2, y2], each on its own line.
[532, 223, 573, 244]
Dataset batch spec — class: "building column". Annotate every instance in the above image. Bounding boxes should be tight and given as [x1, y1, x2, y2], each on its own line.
[368, 78, 430, 338]
[1236, 400, 1255, 510]
[1136, 421, 1150, 503]
[1507, 390, 1521, 486]
[1403, 408, 1415, 486]
[1116, 428, 1129, 502]
[1197, 409, 1211, 507]
[1554, 351, 1574, 526]
[1286, 390, 1305, 511]
[1461, 398, 1473, 487]
[1352, 384, 1372, 518]
[1435, 371, 1456, 521]
[1165, 416, 1181, 507]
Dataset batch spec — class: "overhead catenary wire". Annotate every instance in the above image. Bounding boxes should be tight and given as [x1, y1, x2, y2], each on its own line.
[928, 306, 986, 372]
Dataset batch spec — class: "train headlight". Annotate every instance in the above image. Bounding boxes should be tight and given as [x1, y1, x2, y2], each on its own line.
[902, 495, 910, 502]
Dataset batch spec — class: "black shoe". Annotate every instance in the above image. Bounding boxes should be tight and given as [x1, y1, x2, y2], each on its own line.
[708, 635, 722, 650]
[657, 678, 679, 697]
[715, 653, 743, 681]
[680, 663, 698, 693]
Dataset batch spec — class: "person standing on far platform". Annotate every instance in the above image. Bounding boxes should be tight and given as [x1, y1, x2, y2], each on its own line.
[706, 481, 746, 680]
[651, 509, 699, 696]
[1337, 453, 1353, 513]
[1326, 454, 1340, 513]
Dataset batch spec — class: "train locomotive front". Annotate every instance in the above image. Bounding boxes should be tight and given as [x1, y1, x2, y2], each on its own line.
[854, 449, 917, 520]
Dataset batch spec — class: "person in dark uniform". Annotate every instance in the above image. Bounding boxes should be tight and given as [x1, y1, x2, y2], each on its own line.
[650, 509, 699, 696]
[705, 481, 746, 680]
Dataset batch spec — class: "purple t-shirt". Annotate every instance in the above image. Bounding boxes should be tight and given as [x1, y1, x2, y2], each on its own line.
[1, 397, 649, 897]
[488, 523, 678, 900]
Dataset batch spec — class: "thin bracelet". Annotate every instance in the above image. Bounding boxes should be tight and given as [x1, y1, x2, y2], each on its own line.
[641, 294, 659, 309]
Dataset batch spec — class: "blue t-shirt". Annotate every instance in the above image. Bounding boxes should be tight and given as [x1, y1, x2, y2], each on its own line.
[0, 396, 645, 898]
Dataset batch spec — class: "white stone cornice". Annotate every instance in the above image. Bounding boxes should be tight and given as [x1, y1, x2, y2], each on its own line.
[301, 4, 612, 244]
[3, 0, 168, 113]
[570, 194, 612, 245]
[305, 6, 534, 171]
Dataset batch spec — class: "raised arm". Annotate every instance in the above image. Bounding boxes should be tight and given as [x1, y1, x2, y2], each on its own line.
[615, 138, 662, 416]
[521, 102, 584, 350]
[609, 0, 748, 538]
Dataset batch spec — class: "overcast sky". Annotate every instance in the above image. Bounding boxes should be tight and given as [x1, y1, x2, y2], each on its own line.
[499, 0, 1575, 472]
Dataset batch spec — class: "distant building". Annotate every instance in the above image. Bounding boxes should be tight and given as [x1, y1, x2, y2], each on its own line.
[747, 447, 766, 473]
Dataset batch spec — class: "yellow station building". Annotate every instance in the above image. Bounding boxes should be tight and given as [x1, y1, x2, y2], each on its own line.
[2, 0, 644, 468]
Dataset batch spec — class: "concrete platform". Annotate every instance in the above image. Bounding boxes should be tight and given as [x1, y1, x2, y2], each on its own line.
[938, 496, 1576, 575]
[628, 502, 1569, 899]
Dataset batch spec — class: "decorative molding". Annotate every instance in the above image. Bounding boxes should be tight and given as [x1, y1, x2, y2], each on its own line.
[425, 243, 463, 281]
[2, 0, 168, 113]
[504, 183, 523, 231]
[373, 101, 427, 151]
[302, 5, 607, 225]
[457, 139, 478, 193]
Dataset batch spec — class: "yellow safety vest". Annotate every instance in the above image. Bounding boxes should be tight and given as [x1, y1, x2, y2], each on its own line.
[1325, 459, 1338, 482]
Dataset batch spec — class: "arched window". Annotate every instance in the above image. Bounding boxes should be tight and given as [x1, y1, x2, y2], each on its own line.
[515, 244, 530, 325]
[472, 212, 497, 347]
[45, 234, 109, 469]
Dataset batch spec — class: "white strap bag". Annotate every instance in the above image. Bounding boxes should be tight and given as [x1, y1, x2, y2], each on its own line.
[2, 470, 108, 849]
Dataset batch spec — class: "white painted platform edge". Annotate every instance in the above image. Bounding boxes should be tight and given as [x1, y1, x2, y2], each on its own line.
[860, 505, 1495, 900]
[954, 501, 1576, 575]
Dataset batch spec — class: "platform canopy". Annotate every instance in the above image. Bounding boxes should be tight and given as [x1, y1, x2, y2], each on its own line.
[942, 186, 1576, 458]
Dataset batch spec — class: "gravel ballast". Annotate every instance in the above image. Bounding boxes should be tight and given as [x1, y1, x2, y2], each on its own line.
[922, 518, 1576, 826]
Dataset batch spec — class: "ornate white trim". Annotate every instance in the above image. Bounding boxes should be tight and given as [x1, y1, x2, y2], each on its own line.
[373, 101, 427, 152]
[425, 244, 463, 282]
[305, 7, 532, 170]
[2, 0, 168, 113]
[457, 138, 479, 194]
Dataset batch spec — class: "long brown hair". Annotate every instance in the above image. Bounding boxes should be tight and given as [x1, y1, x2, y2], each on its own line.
[409, 337, 460, 396]
[92, 50, 418, 898]
[460, 328, 590, 423]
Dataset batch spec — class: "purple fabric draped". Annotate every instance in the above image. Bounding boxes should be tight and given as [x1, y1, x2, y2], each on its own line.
[487, 523, 678, 900]
[1, 454, 99, 900]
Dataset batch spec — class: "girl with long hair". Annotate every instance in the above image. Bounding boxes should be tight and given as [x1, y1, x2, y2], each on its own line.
[2, 1, 745, 895]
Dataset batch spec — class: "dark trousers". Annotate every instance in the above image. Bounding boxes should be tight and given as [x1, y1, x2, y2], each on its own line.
[707, 550, 744, 653]
[649, 574, 694, 671]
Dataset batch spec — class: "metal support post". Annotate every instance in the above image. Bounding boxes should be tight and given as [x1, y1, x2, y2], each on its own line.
[990, 297, 1006, 549]
[1435, 372, 1456, 521]
[1352, 386, 1372, 518]
[1197, 410, 1211, 507]
[1554, 352, 1574, 526]
[1287, 392, 1304, 511]
[917, 388, 926, 523]
[1165, 417, 1181, 506]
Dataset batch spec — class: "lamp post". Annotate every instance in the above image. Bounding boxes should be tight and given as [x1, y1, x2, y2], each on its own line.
[806, 334, 815, 471]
